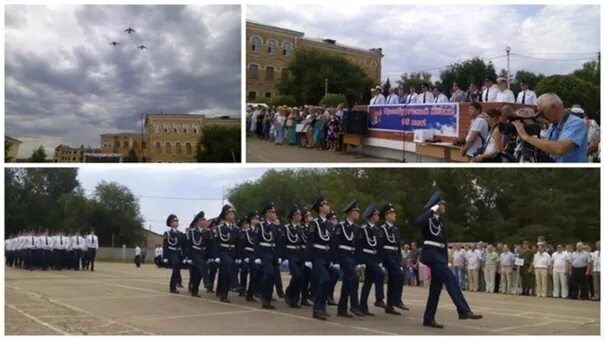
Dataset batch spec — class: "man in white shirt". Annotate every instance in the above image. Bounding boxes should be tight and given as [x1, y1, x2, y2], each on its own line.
[134, 245, 141, 268]
[498, 244, 516, 294]
[465, 244, 480, 291]
[433, 87, 449, 103]
[481, 77, 500, 102]
[516, 82, 537, 105]
[570, 242, 592, 300]
[418, 83, 434, 104]
[532, 244, 551, 297]
[592, 241, 600, 301]
[70, 232, 85, 271]
[449, 83, 467, 102]
[385, 87, 400, 105]
[495, 78, 515, 103]
[453, 244, 467, 289]
[551, 244, 570, 298]
[461, 102, 489, 158]
[372, 86, 386, 105]
[53, 232, 68, 270]
[85, 229, 99, 271]
[406, 86, 418, 104]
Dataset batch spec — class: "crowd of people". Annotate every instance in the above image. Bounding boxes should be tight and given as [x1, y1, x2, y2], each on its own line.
[247, 104, 345, 152]
[5, 230, 99, 271]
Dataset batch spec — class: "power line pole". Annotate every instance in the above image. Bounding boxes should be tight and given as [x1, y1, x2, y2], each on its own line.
[506, 46, 511, 89]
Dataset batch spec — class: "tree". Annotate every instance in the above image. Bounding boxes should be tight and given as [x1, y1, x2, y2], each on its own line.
[125, 148, 139, 162]
[438, 58, 498, 97]
[535, 75, 600, 120]
[195, 125, 241, 162]
[511, 70, 545, 94]
[396, 72, 433, 91]
[319, 93, 347, 108]
[29, 146, 47, 162]
[269, 95, 296, 107]
[572, 60, 600, 87]
[278, 49, 373, 107]
[382, 78, 391, 95]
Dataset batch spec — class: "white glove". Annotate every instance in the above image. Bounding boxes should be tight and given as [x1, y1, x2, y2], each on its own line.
[254, 258, 262, 265]
[162, 258, 168, 264]
[215, 258, 221, 264]
[379, 263, 386, 273]
[182, 258, 188, 264]
[208, 258, 214, 264]
[187, 259, 192, 265]
[355, 264, 363, 270]
[277, 258, 282, 264]
[304, 261, 313, 269]
[235, 259, 242, 264]
[430, 204, 439, 212]
[282, 259, 289, 267]
[244, 257, 250, 264]
[331, 263, 341, 270]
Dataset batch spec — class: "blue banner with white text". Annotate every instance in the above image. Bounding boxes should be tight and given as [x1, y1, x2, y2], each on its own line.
[367, 103, 459, 137]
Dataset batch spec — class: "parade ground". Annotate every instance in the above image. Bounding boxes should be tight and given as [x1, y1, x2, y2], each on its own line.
[5, 262, 600, 336]
[246, 137, 394, 163]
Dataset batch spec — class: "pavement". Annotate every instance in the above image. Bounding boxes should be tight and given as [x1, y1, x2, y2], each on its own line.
[246, 136, 394, 163]
[4, 262, 600, 336]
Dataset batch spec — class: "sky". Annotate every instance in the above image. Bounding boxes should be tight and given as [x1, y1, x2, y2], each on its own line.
[248, 4, 600, 83]
[78, 167, 270, 234]
[5, 5, 242, 158]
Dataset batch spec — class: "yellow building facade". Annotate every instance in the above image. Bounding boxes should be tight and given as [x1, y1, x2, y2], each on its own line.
[53, 145, 101, 163]
[246, 21, 383, 101]
[5, 136, 21, 162]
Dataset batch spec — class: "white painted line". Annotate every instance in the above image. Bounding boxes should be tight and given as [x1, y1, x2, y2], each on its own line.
[6, 303, 70, 335]
[494, 320, 555, 332]
[57, 294, 166, 302]
[133, 309, 256, 322]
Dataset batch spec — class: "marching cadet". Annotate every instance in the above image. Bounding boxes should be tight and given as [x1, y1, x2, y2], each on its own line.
[300, 208, 313, 306]
[377, 203, 409, 315]
[236, 216, 249, 297]
[53, 232, 69, 271]
[84, 229, 99, 271]
[256, 203, 280, 309]
[71, 231, 85, 271]
[416, 191, 482, 328]
[283, 204, 305, 308]
[334, 200, 364, 317]
[185, 221, 196, 293]
[186, 211, 213, 298]
[213, 204, 238, 303]
[163, 214, 184, 294]
[66, 233, 74, 270]
[326, 211, 339, 306]
[206, 218, 219, 293]
[24, 231, 35, 270]
[230, 219, 243, 293]
[358, 203, 386, 316]
[308, 195, 335, 320]
[239, 211, 261, 301]
[38, 230, 53, 270]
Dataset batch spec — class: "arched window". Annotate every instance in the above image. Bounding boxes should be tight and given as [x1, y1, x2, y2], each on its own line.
[265, 66, 274, 82]
[251, 36, 261, 52]
[186, 143, 193, 154]
[267, 39, 277, 54]
[133, 141, 138, 149]
[282, 41, 292, 56]
[124, 140, 129, 148]
[166, 142, 172, 154]
[176, 142, 183, 154]
[153, 123, 160, 134]
[249, 64, 259, 79]
[155, 141, 162, 154]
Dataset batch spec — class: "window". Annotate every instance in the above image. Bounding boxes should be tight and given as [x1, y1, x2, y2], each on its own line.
[115, 141, 120, 148]
[251, 37, 261, 52]
[267, 39, 277, 54]
[124, 140, 129, 148]
[249, 64, 259, 79]
[186, 143, 193, 154]
[248, 91, 257, 100]
[133, 141, 138, 149]
[142, 142, 146, 149]
[166, 142, 172, 154]
[176, 142, 182, 154]
[153, 123, 160, 134]
[184, 128, 188, 134]
[266, 66, 274, 82]
[193, 124, 199, 134]
[282, 41, 292, 56]
[265, 92, 272, 99]
[155, 141, 161, 154]
[174, 128, 178, 134]
[371, 60, 377, 67]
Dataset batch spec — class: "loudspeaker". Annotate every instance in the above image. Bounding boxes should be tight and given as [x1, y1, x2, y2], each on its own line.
[343, 110, 368, 135]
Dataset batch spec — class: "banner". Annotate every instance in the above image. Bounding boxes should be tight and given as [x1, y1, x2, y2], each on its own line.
[367, 103, 459, 137]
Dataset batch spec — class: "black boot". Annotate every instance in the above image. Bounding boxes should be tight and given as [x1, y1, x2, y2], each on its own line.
[423, 319, 444, 329]
[458, 312, 483, 320]
[385, 306, 401, 315]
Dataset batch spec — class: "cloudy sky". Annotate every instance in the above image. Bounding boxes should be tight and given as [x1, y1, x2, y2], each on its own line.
[5, 5, 241, 158]
[248, 4, 600, 83]
[78, 167, 270, 234]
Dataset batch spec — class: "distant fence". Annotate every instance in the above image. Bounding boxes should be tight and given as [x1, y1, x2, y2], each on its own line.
[96, 246, 153, 262]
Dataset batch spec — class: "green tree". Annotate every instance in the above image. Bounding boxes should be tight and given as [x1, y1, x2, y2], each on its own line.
[535, 75, 600, 120]
[511, 70, 545, 94]
[382, 78, 391, 95]
[29, 145, 47, 162]
[572, 60, 600, 86]
[395, 72, 433, 91]
[438, 58, 498, 97]
[195, 125, 241, 162]
[278, 49, 373, 107]
[269, 95, 296, 107]
[319, 93, 347, 108]
[125, 148, 139, 163]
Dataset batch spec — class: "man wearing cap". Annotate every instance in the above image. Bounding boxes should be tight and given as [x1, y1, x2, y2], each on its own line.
[205, 219, 219, 293]
[482, 77, 500, 102]
[283, 204, 305, 308]
[213, 204, 238, 303]
[372, 86, 386, 105]
[358, 203, 386, 316]
[495, 78, 515, 103]
[326, 211, 340, 306]
[418, 83, 435, 104]
[255, 203, 280, 309]
[300, 208, 314, 306]
[416, 191, 482, 328]
[308, 195, 335, 320]
[334, 200, 364, 317]
[186, 211, 213, 298]
[240, 211, 261, 301]
[377, 203, 408, 315]
[229, 219, 243, 294]
[516, 81, 537, 105]
[386, 87, 400, 105]
[164, 214, 184, 293]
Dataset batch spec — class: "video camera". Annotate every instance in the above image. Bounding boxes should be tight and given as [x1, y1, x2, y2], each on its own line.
[497, 108, 552, 163]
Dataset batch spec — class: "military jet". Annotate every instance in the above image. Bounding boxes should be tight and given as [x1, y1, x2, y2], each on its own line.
[125, 27, 136, 34]
[109, 41, 120, 46]
[138, 45, 147, 50]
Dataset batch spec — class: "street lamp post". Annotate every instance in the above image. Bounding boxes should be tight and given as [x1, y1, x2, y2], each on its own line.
[325, 78, 328, 96]
[506, 46, 511, 90]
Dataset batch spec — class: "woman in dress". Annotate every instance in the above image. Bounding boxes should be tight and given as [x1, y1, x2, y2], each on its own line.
[274, 107, 286, 145]
[326, 109, 341, 152]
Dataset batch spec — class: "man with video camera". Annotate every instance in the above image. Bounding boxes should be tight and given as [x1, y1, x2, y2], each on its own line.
[511, 93, 588, 162]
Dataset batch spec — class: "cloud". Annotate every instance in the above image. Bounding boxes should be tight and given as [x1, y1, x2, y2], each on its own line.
[247, 4, 599, 83]
[5, 5, 242, 158]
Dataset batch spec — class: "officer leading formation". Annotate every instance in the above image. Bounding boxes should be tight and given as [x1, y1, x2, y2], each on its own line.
[159, 192, 483, 328]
